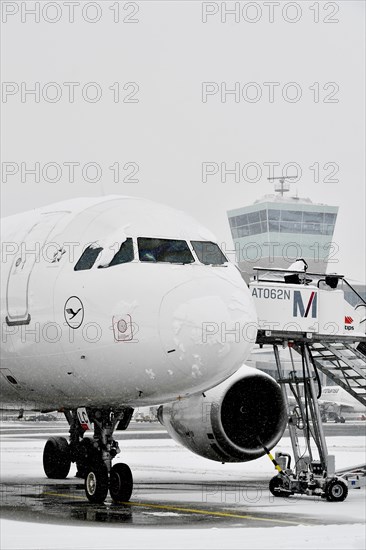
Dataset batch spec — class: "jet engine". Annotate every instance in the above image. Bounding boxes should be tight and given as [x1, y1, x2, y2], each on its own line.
[158, 366, 287, 462]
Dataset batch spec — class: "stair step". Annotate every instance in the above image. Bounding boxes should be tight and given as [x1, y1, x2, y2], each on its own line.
[325, 365, 364, 378]
[304, 342, 366, 407]
[324, 367, 363, 373]
[316, 359, 366, 367]
[323, 376, 364, 383]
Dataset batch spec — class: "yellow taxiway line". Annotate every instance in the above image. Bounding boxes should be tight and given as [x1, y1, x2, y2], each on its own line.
[43, 492, 304, 526]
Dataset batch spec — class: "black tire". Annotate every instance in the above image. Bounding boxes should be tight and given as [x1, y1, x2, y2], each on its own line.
[340, 416, 345, 424]
[43, 437, 71, 479]
[110, 463, 133, 503]
[325, 478, 348, 502]
[85, 463, 109, 504]
[269, 475, 292, 498]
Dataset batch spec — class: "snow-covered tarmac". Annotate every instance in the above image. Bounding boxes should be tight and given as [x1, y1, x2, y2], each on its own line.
[0, 422, 365, 549]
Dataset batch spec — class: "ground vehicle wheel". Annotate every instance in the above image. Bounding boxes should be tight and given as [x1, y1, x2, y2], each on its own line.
[325, 478, 348, 502]
[340, 416, 345, 423]
[110, 463, 133, 503]
[269, 475, 292, 498]
[85, 463, 109, 503]
[43, 437, 71, 479]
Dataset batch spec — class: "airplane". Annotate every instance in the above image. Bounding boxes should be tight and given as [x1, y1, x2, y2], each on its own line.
[319, 386, 366, 422]
[0, 195, 287, 503]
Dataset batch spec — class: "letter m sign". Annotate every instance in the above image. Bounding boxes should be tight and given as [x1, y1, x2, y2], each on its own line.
[293, 291, 317, 318]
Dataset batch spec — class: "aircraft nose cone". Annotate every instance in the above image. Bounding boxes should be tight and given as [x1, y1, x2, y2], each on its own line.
[159, 275, 257, 387]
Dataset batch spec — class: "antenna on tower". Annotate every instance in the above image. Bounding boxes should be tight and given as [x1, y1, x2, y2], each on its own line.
[267, 175, 298, 197]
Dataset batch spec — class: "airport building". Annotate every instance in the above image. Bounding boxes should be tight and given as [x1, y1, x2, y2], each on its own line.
[227, 181, 338, 275]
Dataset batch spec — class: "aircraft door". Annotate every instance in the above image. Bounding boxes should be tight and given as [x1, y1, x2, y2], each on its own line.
[6, 212, 65, 326]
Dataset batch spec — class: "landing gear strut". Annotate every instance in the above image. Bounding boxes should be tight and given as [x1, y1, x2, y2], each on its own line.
[43, 407, 134, 504]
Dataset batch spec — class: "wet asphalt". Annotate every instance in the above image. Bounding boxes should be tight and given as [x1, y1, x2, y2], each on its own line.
[0, 421, 365, 529]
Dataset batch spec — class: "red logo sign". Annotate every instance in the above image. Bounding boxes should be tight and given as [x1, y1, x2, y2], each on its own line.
[344, 316, 353, 325]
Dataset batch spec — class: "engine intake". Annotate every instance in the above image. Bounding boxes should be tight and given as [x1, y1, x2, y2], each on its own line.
[158, 366, 287, 462]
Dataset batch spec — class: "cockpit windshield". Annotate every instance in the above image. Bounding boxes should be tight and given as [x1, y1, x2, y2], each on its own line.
[138, 238, 194, 264]
[191, 241, 227, 265]
[74, 237, 227, 270]
[104, 238, 134, 267]
[74, 239, 134, 270]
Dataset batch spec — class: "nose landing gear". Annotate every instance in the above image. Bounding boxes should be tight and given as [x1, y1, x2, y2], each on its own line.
[43, 407, 134, 504]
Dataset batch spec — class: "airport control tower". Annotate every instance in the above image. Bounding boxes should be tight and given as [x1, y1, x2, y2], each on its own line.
[227, 177, 339, 275]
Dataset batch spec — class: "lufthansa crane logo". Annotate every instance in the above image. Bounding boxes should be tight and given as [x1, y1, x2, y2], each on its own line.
[64, 296, 84, 329]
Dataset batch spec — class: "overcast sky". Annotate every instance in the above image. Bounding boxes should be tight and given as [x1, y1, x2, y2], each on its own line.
[1, 0, 365, 280]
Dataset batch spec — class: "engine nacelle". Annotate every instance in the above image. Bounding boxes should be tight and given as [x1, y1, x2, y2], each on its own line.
[158, 366, 287, 462]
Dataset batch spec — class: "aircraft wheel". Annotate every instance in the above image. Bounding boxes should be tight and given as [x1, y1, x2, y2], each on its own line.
[43, 437, 71, 479]
[269, 475, 292, 498]
[85, 463, 109, 504]
[325, 478, 348, 502]
[109, 463, 133, 503]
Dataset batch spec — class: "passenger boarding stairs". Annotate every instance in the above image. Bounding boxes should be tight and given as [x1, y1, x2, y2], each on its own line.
[307, 342, 366, 407]
[250, 267, 366, 499]
[251, 266, 366, 407]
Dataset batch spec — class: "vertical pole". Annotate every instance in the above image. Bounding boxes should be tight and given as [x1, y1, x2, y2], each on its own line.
[304, 345, 329, 471]
[273, 344, 301, 471]
[292, 372, 313, 466]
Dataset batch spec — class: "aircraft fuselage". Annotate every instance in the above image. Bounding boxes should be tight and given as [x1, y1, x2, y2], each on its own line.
[0, 196, 257, 410]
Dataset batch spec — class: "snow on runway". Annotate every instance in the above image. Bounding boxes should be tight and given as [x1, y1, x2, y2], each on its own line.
[0, 422, 365, 549]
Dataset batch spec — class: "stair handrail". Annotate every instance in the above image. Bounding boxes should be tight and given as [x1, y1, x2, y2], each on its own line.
[342, 278, 366, 307]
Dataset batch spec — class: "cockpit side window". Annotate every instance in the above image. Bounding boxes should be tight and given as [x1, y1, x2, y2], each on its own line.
[138, 238, 194, 264]
[74, 246, 103, 271]
[191, 241, 227, 265]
